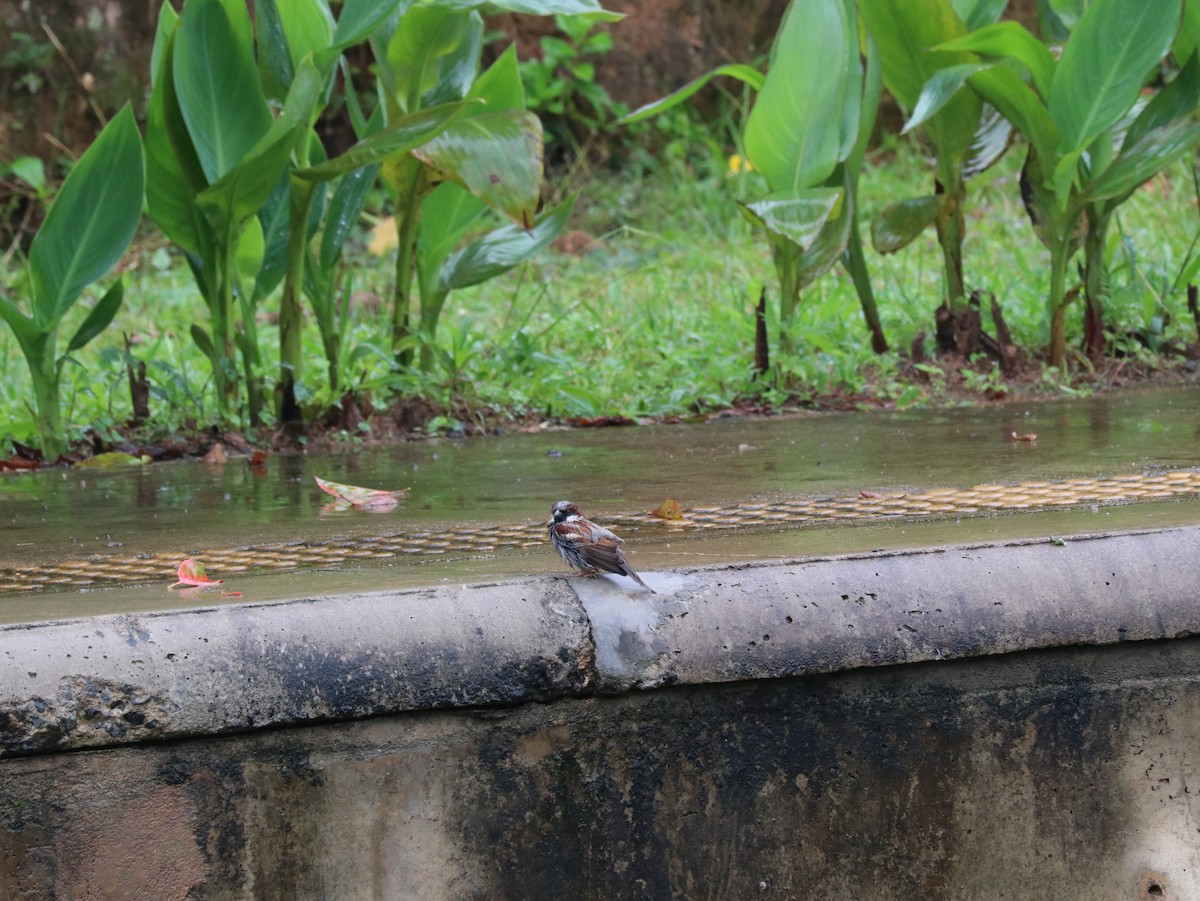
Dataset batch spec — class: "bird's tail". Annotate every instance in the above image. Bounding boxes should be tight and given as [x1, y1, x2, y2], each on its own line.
[627, 568, 656, 594]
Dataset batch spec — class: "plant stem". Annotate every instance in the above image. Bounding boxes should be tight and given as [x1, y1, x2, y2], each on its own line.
[391, 171, 428, 367]
[1082, 206, 1110, 360]
[773, 237, 801, 359]
[279, 178, 317, 423]
[934, 177, 966, 310]
[1047, 232, 1071, 370]
[844, 214, 888, 354]
[31, 354, 65, 461]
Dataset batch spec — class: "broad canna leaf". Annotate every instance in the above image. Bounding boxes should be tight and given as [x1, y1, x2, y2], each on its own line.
[739, 189, 843, 249]
[795, 170, 855, 291]
[197, 124, 304, 234]
[620, 64, 765, 125]
[1084, 117, 1200, 205]
[935, 21, 1056, 98]
[295, 100, 478, 182]
[412, 109, 543, 228]
[387, 7, 480, 112]
[254, 174, 293, 303]
[196, 61, 325, 232]
[1175, 2, 1200, 64]
[904, 63, 988, 134]
[29, 105, 144, 327]
[1118, 54, 1200, 154]
[174, 0, 273, 184]
[962, 64, 1059, 167]
[1049, 0, 1181, 158]
[434, 0, 622, 20]
[65, 279, 124, 355]
[0, 295, 42, 359]
[234, 216, 266, 305]
[858, 0, 981, 169]
[949, 0, 1007, 30]
[278, 0, 335, 75]
[145, 10, 210, 256]
[744, 0, 858, 192]
[320, 163, 379, 271]
[190, 323, 216, 361]
[871, 196, 941, 254]
[418, 182, 487, 284]
[439, 196, 575, 291]
[332, 0, 407, 51]
[255, 0, 294, 102]
[470, 43, 525, 112]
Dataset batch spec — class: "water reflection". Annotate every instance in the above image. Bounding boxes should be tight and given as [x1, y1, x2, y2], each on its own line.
[1, 386, 1198, 569]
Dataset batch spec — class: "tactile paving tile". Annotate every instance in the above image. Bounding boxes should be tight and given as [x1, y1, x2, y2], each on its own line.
[3, 470, 1199, 594]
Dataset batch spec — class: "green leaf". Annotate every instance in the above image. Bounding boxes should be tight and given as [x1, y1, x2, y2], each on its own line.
[279, 0, 335, 73]
[412, 109, 543, 228]
[234, 215, 266, 304]
[145, 19, 211, 256]
[434, 0, 622, 20]
[936, 21, 1056, 98]
[254, 174, 292, 303]
[470, 43, 525, 112]
[65, 279, 124, 354]
[196, 61, 325, 232]
[387, 7, 480, 112]
[11, 156, 45, 193]
[871, 196, 941, 253]
[738, 189, 843, 248]
[949, 0, 1007, 29]
[197, 124, 302, 234]
[1049, 0, 1182, 156]
[1084, 117, 1200, 203]
[174, 0, 273, 183]
[859, 0, 968, 109]
[965, 64, 1058, 167]
[440, 196, 576, 291]
[858, 0, 981, 168]
[904, 63, 988, 134]
[149, 0, 178, 84]
[424, 12, 485, 108]
[255, 0, 294, 102]
[0, 294, 43, 361]
[191, 323, 216, 360]
[418, 182, 487, 293]
[795, 170, 855, 291]
[295, 100, 478, 182]
[29, 105, 144, 328]
[744, 0, 859, 191]
[1175, 1, 1200, 64]
[619, 64, 765, 125]
[320, 163, 378, 270]
[332, 0, 406, 50]
[1119, 53, 1200, 154]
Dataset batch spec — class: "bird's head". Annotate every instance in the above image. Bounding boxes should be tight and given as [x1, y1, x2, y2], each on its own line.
[551, 500, 581, 523]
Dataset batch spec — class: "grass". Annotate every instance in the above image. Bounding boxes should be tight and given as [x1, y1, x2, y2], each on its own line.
[2, 129, 1199, 455]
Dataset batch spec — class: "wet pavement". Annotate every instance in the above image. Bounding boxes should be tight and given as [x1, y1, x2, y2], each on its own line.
[2, 386, 1198, 623]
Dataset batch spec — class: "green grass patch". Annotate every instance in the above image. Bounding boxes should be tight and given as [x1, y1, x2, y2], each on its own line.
[2, 133, 1199, 453]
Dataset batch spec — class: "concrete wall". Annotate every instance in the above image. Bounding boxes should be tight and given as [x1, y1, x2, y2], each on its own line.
[3, 528, 1200, 899]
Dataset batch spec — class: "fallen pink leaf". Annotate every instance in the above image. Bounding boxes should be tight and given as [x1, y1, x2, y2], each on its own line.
[315, 475, 409, 510]
[169, 558, 223, 589]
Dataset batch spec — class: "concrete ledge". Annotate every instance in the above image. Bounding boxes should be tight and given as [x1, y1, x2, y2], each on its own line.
[2, 526, 1199, 757]
[0, 581, 593, 756]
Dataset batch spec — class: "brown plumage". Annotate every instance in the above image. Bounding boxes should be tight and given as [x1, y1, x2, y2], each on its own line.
[548, 500, 655, 593]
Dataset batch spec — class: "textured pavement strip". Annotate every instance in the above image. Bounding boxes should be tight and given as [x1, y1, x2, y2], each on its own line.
[3, 470, 1199, 594]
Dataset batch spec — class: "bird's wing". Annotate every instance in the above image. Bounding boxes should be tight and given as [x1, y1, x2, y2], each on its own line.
[578, 533, 630, 575]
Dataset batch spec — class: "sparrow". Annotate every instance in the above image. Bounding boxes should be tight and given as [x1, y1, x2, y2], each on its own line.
[548, 500, 656, 593]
